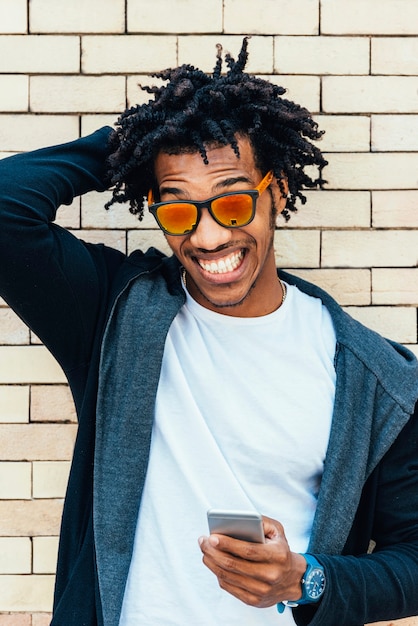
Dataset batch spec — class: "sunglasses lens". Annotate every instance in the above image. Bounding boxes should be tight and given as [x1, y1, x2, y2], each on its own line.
[211, 194, 254, 227]
[156, 203, 198, 235]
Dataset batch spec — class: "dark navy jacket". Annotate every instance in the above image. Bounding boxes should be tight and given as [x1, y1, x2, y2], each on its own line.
[0, 128, 417, 626]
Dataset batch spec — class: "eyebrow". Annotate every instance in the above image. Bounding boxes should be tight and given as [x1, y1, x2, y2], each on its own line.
[159, 176, 253, 198]
[214, 176, 253, 191]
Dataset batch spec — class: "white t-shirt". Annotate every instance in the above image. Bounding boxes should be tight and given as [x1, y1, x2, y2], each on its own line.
[119, 281, 336, 625]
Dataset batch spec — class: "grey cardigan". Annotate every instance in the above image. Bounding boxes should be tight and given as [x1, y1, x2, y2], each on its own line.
[94, 262, 418, 626]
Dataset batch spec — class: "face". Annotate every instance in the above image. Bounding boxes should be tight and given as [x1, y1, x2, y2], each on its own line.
[153, 137, 287, 317]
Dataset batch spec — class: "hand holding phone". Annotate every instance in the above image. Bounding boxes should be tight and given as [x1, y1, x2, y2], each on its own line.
[207, 509, 265, 543]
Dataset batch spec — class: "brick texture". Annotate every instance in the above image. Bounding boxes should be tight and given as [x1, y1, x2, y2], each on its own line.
[0, 0, 27, 34]
[0, 3, 417, 624]
[128, 0, 223, 33]
[30, 0, 125, 34]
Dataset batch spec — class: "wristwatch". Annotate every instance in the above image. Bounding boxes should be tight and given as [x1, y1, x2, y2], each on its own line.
[297, 554, 326, 604]
[276, 553, 326, 613]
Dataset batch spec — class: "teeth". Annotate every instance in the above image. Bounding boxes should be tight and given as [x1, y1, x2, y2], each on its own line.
[198, 250, 244, 274]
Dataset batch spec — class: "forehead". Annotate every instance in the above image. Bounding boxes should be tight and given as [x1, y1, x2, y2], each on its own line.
[153, 137, 260, 188]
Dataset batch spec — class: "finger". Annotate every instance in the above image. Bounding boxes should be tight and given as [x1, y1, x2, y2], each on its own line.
[202, 543, 271, 581]
[208, 569, 278, 609]
[262, 516, 284, 541]
[206, 531, 289, 565]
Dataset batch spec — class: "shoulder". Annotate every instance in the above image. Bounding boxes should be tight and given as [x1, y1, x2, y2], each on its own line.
[280, 270, 418, 413]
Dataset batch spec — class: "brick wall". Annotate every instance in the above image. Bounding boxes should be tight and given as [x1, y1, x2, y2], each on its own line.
[0, 1, 417, 624]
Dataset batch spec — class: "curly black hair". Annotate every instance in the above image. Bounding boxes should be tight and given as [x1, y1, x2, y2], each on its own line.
[106, 37, 327, 221]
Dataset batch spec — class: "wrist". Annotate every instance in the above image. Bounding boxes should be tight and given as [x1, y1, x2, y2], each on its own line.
[277, 553, 326, 613]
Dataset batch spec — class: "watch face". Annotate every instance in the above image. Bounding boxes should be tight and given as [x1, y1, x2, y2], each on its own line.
[305, 567, 326, 600]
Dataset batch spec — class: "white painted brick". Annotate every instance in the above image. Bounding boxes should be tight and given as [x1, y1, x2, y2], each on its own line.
[30, 384, 77, 423]
[288, 269, 371, 305]
[82, 35, 177, 74]
[321, 0, 418, 35]
[274, 230, 320, 268]
[224, 0, 319, 35]
[73, 229, 126, 254]
[0, 499, 63, 536]
[0, 308, 29, 344]
[0, 575, 54, 612]
[372, 191, 418, 228]
[33, 461, 71, 498]
[344, 306, 416, 344]
[30, 331, 42, 346]
[81, 190, 146, 230]
[0, 0, 27, 33]
[0, 386, 29, 423]
[33, 536, 59, 574]
[81, 115, 116, 137]
[285, 191, 370, 228]
[128, 0, 222, 33]
[33, 615, 53, 626]
[407, 345, 418, 360]
[0, 115, 78, 152]
[0, 35, 79, 73]
[0, 346, 66, 384]
[323, 77, 418, 114]
[274, 36, 369, 75]
[0, 538, 31, 574]
[0, 462, 31, 499]
[322, 231, 418, 268]
[264, 75, 320, 114]
[127, 230, 172, 257]
[55, 198, 81, 230]
[316, 116, 370, 152]
[372, 38, 418, 76]
[372, 116, 418, 152]
[0, 424, 77, 461]
[178, 36, 274, 74]
[325, 153, 418, 190]
[127, 74, 167, 108]
[0, 76, 28, 112]
[30, 0, 125, 34]
[372, 269, 418, 306]
[30, 76, 126, 113]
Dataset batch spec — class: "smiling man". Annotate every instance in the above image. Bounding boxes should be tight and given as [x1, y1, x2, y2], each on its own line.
[1, 39, 418, 626]
[153, 138, 286, 316]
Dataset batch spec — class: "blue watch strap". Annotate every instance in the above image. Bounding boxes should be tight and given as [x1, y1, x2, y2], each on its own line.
[276, 553, 325, 612]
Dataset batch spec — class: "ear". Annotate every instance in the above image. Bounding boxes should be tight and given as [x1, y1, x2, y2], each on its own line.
[270, 175, 289, 214]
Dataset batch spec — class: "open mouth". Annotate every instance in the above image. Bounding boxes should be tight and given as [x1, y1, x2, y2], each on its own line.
[196, 250, 244, 275]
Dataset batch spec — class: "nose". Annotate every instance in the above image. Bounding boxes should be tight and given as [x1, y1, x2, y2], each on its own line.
[189, 207, 232, 250]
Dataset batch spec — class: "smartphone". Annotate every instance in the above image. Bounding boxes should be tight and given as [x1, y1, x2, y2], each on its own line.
[207, 509, 265, 543]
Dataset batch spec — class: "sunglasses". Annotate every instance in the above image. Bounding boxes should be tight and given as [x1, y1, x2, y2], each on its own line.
[147, 170, 274, 236]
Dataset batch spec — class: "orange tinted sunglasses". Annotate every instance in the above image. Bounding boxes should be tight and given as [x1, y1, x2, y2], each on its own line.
[147, 170, 274, 236]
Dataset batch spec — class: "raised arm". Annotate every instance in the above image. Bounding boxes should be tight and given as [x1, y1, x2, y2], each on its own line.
[0, 126, 120, 374]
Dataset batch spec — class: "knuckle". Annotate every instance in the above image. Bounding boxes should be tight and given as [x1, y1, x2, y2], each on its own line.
[242, 544, 258, 560]
[264, 568, 281, 586]
[216, 567, 228, 582]
[223, 556, 236, 571]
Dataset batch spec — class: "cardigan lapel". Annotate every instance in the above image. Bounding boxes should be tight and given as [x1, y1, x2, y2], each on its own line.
[93, 262, 185, 626]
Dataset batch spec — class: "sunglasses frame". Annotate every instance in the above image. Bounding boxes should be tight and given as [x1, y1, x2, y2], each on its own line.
[147, 170, 274, 236]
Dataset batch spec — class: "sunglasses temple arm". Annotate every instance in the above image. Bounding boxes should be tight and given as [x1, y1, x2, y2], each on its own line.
[257, 171, 274, 195]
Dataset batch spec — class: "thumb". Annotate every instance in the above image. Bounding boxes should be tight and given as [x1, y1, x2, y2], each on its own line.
[262, 516, 284, 542]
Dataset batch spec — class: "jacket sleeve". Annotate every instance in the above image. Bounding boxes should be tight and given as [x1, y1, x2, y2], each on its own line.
[294, 403, 418, 626]
[0, 126, 117, 373]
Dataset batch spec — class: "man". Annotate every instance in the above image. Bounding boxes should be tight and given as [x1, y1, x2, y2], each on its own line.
[0, 38, 417, 626]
